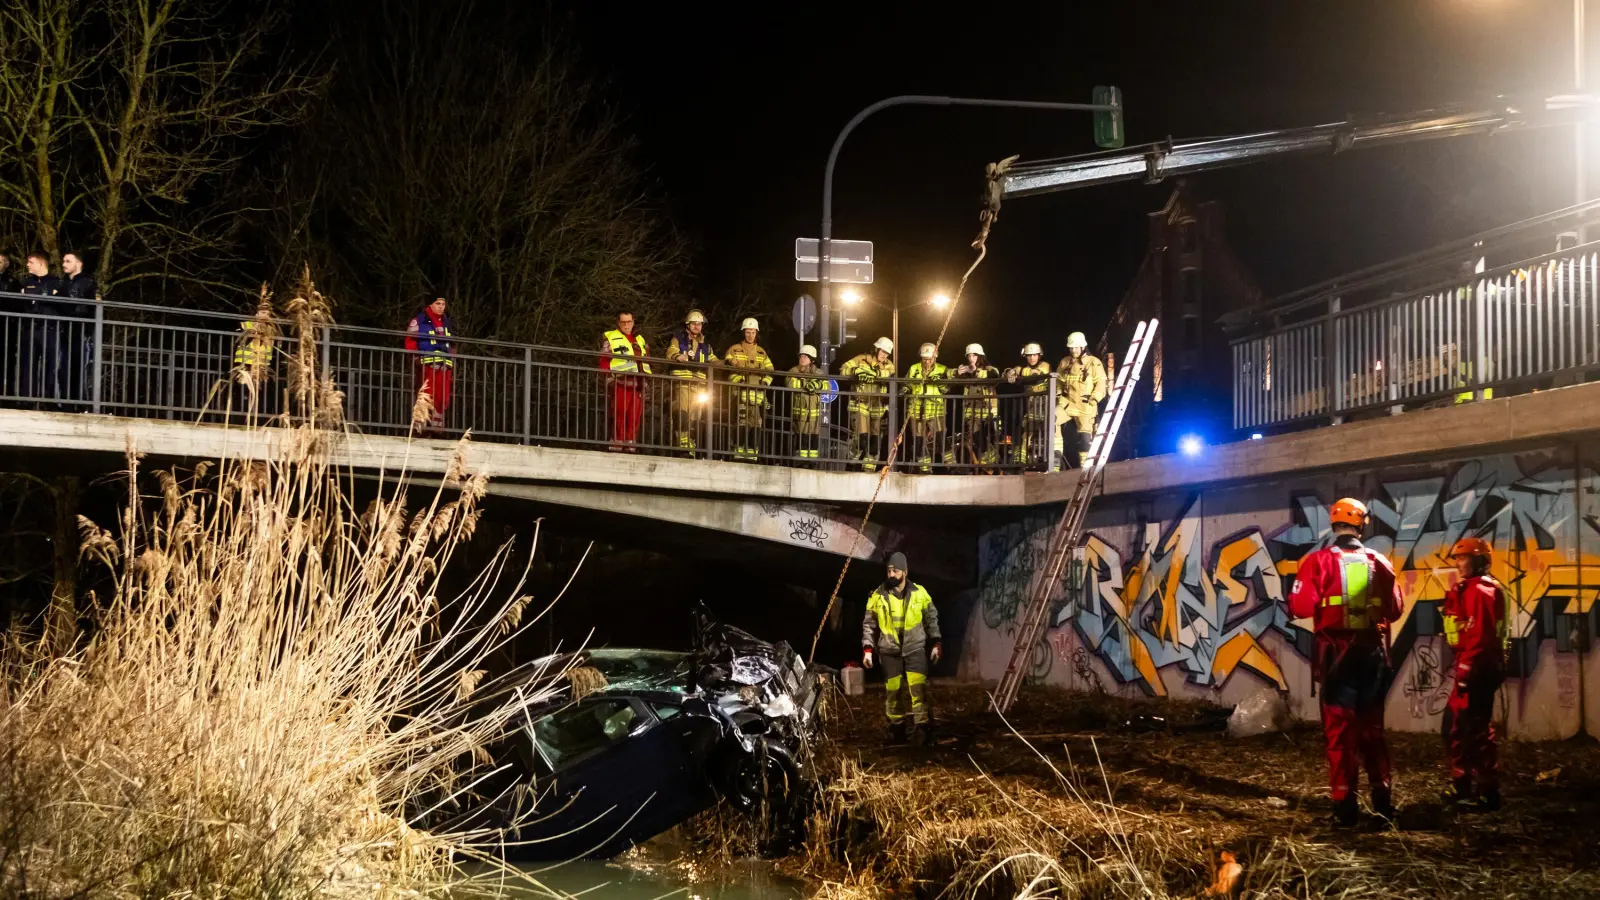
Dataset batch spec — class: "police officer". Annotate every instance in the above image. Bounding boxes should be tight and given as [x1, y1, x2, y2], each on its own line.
[1056, 331, 1106, 468]
[862, 551, 941, 744]
[666, 309, 719, 456]
[724, 318, 773, 462]
[841, 337, 896, 472]
[903, 343, 948, 473]
[1005, 342, 1051, 468]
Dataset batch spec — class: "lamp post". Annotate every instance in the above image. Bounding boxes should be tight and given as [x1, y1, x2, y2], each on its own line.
[840, 290, 952, 471]
[818, 94, 1117, 373]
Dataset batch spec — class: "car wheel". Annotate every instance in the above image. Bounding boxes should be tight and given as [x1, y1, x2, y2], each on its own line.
[724, 737, 800, 815]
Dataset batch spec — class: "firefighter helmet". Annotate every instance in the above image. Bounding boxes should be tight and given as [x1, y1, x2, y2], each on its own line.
[1451, 536, 1493, 558]
[873, 336, 894, 354]
[798, 344, 817, 360]
[741, 317, 759, 332]
[1022, 342, 1042, 356]
[919, 342, 937, 358]
[1329, 497, 1368, 529]
[965, 343, 985, 357]
[685, 309, 706, 325]
[1066, 331, 1088, 350]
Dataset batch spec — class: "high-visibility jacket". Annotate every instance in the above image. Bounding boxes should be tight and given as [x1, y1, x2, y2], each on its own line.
[602, 329, 651, 374]
[903, 361, 948, 419]
[841, 353, 895, 415]
[1057, 353, 1106, 419]
[1453, 360, 1494, 404]
[1288, 536, 1402, 635]
[666, 330, 718, 380]
[234, 319, 274, 367]
[408, 311, 454, 367]
[955, 362, 1000, 418]
[863, 581, 940, 656]
[787, 364, 826, 421]
[725, 341, 773, 403]
[1442, 573, 1508, 675]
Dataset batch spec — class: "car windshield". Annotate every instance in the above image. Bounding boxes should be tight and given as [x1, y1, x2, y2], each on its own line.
[581, 649, 692, 690]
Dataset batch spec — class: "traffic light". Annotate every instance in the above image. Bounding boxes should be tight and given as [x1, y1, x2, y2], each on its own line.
[1093, 85, 1123, 150]
[837, 305, 858, 347]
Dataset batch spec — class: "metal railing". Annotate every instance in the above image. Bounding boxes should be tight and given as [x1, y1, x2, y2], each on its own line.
[0, 293, 1067, 475]
[1232, 245, 1600, 429]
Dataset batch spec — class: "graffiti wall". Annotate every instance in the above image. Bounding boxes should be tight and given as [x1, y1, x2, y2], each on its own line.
[971, 443, 1600, 739]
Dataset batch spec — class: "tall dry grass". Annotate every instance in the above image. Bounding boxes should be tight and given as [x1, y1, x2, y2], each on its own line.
[0, 275, 571, 898]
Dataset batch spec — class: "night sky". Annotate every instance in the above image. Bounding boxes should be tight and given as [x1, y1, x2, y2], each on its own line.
[574, 0, 1582, 363]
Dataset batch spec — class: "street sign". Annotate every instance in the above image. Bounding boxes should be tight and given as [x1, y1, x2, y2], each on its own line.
[794, 259, 874, 284]
[795, 237, 874, 284]
[791, 294, 816, 335]
[795, 238, 873, 262]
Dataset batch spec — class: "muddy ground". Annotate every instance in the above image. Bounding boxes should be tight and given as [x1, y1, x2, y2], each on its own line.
[787, 679, 1600, 898]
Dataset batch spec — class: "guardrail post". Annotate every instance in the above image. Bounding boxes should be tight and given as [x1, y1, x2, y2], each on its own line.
[1472, 271, 1488, 401]
[886, 376, 899, 473]
[1324, 296, 1342, 424]
[1045, 373, 1059, 471]
[522, 347, 533, 445]
[91, 301, 104, 414]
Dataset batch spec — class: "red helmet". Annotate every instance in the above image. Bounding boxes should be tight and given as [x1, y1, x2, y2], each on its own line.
[1451, 536, 1492, 558]
[1329, 497, 1367, 529]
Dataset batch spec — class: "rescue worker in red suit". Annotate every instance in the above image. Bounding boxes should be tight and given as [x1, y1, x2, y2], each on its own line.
[1440, 536, 1507, 811]
[405, 297, 454, 436]
[1288, 497, 1402, 826]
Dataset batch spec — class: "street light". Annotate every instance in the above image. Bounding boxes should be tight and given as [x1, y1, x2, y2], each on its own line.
[839, 290, 954, 373]
[930, 293, 952, 310]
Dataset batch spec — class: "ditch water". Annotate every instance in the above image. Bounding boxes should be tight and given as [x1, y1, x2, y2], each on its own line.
[512, 857, 806, 899]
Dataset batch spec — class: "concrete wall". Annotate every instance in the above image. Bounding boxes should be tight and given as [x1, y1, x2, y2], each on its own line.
[969, 441, 1600, 740]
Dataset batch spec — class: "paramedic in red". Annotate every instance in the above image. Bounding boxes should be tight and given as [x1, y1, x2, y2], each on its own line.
[1288, 497, 1403, 826]
[598, 310, 650, 451]
[405, 297, 454, 435]
[1440, 536, 1507, 811]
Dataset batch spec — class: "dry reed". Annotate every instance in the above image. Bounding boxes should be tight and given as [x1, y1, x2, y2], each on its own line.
[0, 272, 577, 899]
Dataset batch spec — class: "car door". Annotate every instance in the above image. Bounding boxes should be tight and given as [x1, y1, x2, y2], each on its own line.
[515, 696, 703, 859]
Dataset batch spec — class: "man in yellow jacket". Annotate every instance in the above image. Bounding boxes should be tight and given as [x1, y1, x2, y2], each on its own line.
[1056, 331, 1106, 468]
[724, 317, 773, 461]
[841, 337, 896, 471]
[862, 551, 941, 744]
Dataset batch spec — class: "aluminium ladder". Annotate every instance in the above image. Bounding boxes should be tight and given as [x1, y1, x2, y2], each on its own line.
[991, 318, 1159, 715]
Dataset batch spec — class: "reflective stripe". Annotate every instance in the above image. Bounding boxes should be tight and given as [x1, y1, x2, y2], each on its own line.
[604, 330, 650, 373]
[1317, 550, 1380, 630]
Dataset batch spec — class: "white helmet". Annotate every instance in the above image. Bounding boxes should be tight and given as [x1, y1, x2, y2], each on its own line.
[919, 342, 936, 358]
[798, 344, 817, 359]
[685, 309, 706, 325]
[965, 343, 985, 357]
[1022, 342, 1042, 356]
[873, 336, 894, 353]
[1066, 331, 1088, 350]
[741, 317, 760, 332]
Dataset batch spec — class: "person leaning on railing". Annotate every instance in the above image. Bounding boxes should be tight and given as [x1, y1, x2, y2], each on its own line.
[787, 344, 826, 464]
[599, 309, 650, 452]
[665, 309, 718, 457]
[953, 343, 1001, 470]
[840, 337, 896, 472]
[724, 318, 773, 462]
[1004, 342, 1051, 469]
[405, 297, 455, 436]
[903, 343, 949, 473]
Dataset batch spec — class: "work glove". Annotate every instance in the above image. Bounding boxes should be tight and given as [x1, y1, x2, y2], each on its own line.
[929, 642, 942, 665]
[862, 646, 875, 669]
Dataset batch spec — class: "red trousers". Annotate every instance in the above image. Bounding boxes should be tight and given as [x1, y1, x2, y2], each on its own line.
[1445, 666, 1501, 789]
[417, 363, 453, 427]
[610, 381, 643, 446]
[1317, 638, 1392, 802]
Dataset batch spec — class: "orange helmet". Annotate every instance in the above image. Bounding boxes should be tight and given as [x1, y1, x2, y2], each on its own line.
[1451, 536, 1492, 558]
[1329, 497, 1367, 529]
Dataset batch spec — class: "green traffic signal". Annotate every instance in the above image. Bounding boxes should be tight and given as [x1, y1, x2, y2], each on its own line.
[1093, 85, 1124, 150]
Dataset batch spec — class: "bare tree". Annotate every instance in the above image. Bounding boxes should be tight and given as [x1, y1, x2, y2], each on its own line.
[289, 2, 687, 345]
[0, 0, 321, 298]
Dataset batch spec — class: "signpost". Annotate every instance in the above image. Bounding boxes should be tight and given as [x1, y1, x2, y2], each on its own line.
[794, 238, 874, 285]
[792, 293, 816, 361]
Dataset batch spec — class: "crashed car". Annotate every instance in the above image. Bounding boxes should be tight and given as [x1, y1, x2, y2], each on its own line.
[476, 607, 825, 859]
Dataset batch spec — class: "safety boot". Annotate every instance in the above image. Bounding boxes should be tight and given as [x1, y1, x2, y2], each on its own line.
[1331, 795, 1359, 827]
[1441, 776, 1473, 807]
[1478, 786, 1502, 812]
[886, 722, 908, 745]
[1370, 786, 1396, 821]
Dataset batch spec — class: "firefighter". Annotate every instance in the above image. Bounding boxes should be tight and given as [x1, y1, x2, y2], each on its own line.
[666, 309, 719, 456]
[1287, 497, 1402, 826]
[1005, 342, 1051, 468]
[787, 344, 825, 464]
[407, 297, 456, 436]
[953, 343, 1000, 470]
[724, 318, 773, 462]
[233, 302, 277, 418]
[903, 343, 948, 473]
[1056, 331, 1106, 468]
[1440, 536, 1508, 812]
[862, 551, 941, 744]
[841, 337, 896, 472]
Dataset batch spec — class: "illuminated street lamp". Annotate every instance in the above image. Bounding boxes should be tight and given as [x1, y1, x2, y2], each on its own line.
[842, 290, 955, 372]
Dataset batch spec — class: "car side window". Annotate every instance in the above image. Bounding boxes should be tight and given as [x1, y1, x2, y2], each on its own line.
[531, 699, 639, 770]
[651, 702, 680, 721]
